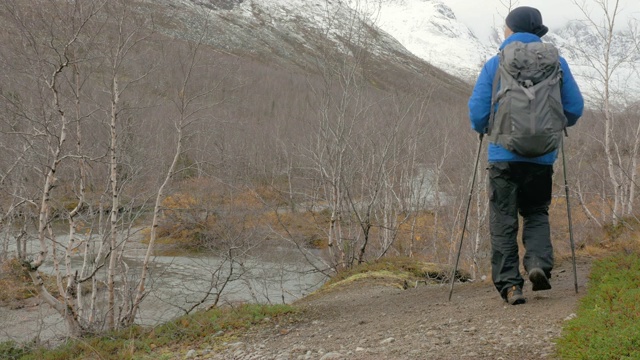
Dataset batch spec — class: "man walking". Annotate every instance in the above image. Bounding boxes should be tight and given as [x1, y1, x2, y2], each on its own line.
[468, 6, 584, 305]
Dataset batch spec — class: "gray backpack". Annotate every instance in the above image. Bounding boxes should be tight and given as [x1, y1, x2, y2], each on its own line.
[488, 41, 567, 157]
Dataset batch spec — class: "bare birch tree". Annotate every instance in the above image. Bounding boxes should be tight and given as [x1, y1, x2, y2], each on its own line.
[120, 18, 222, 325]
[94, 0, 156, 330]
[0, 0, 109, 337]
[569, 0, 640, 225]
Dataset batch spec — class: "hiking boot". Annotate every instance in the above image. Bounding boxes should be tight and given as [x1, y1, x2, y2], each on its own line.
[529, 268, 552, 291]
[506, 285, 526, 305]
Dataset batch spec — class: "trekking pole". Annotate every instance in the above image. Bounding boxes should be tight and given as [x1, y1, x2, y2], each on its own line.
[448, 133, 484, 301]
[561, 132, 579, 293]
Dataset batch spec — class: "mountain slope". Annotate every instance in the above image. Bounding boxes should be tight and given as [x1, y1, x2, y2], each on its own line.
[350, 0, 494, 82]
[139, 0, 472, 96]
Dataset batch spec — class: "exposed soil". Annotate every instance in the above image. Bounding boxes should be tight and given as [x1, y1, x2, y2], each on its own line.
[199, 258, 591, 360]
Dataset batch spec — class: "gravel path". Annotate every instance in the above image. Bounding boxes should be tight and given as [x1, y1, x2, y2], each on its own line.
[191, 258, 590, 360]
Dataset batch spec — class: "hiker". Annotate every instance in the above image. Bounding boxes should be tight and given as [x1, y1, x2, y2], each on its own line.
[468, 6, 584, 305]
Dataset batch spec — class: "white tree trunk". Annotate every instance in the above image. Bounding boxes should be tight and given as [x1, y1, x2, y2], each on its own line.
[107, 76, 120, 330]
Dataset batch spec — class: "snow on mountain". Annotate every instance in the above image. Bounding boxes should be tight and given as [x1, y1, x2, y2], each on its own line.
[153, 0, 491, 81]
[150, 0, 638, 105]
[144, 0, 434, 75]
[345, 0, 639, 104]
[349, 0, 494, 81]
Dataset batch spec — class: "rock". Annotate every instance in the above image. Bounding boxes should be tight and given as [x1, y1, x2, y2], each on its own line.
[379, 337, 395, 345]
[319, 352, 344, 360]
[291, 344, 308, 353]
[185, 349, 197, 359]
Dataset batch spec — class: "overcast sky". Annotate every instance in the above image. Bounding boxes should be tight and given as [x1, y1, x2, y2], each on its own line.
[445, 0, 640, 42]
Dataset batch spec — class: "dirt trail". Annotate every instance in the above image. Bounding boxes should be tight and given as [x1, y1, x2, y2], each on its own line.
[203, 258, 591, 360]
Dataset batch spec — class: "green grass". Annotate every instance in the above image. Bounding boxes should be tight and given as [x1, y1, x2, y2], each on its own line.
[7, 304, 296, 360]
[556, 253, 640, 359]
[0, 341, 29, 360]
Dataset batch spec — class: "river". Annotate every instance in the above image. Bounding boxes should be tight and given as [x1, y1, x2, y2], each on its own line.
[0, 233, 327, 345]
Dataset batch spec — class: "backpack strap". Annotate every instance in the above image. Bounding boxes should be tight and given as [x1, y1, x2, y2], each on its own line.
[486, 65, 501, 136]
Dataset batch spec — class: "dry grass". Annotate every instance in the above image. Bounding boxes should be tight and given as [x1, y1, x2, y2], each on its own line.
[319, 256, 463, 293]
[142, 177, 637, 279]
[0, 258, 56, 306]
[0, 258, 35, 305]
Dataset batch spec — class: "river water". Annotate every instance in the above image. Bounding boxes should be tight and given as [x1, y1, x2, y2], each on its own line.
[0, 234, 327, 344]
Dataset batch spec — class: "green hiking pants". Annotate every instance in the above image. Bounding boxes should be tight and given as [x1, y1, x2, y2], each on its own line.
[488, 162, 554, 299]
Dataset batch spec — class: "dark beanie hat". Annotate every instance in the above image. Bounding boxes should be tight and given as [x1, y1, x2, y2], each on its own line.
[505, 6, 549, 37]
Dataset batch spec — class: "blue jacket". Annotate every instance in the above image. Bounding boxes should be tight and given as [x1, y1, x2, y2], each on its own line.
[468, 33, 584, 164]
